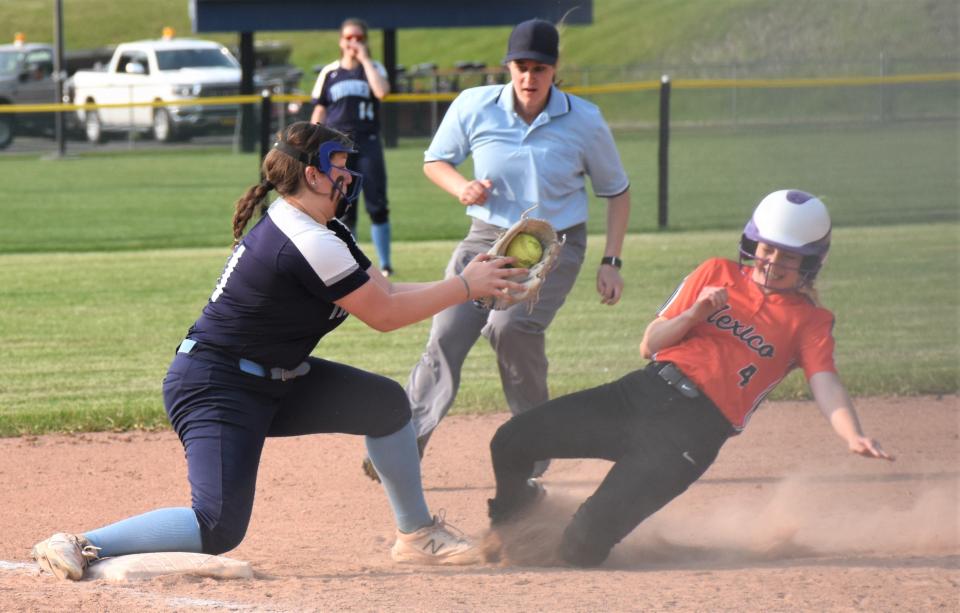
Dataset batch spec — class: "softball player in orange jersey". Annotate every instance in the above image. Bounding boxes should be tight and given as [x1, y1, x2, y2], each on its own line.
[487, 189, 893, 567]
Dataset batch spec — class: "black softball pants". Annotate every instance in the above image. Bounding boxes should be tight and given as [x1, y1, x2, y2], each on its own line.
[341, 132, 389, 229]
[489, 363, 733, 567]
[163, 347, 410, 554]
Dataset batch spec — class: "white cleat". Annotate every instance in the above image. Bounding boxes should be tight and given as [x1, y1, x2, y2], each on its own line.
[391, 513, 480, 566]
[31, 532, 100, 581]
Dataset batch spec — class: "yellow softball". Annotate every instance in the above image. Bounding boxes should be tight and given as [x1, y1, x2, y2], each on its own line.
[505, 232, 543, 269]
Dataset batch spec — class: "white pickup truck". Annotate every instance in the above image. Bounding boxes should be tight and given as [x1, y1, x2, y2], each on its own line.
[71, 38, 242, 143]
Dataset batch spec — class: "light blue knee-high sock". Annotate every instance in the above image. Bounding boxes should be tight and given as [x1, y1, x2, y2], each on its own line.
[83, 507, 202, 557]
[365, 421, 432, 533]
[370, 222, 392, 269]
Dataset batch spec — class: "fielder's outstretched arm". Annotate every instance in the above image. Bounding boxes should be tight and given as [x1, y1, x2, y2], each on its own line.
[336, 255, 524, 332]
[364, 265, 474, 295]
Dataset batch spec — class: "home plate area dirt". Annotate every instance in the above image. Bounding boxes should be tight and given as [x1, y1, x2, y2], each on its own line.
[1, 396, 956, 612]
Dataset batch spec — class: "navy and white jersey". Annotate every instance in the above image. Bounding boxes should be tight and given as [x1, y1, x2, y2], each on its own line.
[311, 60, 387, 136]
[187, 198, 372, 369]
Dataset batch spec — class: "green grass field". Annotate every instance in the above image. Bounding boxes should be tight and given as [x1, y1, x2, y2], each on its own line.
[2, 121, 956, 253]
[1, 122, 957, 435]
[0, 221, 956, 437]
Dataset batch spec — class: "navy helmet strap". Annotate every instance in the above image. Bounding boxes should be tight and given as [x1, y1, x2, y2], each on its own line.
[272, 140, 314, 166]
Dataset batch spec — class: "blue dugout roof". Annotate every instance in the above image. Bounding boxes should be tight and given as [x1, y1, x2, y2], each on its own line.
[190, 0, 592, 32]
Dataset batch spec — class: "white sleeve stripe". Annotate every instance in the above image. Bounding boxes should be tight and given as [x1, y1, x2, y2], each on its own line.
[269, 201, 358, 284]
[323, 263, 360, 285]
[310, 61, 340, 100]
[290, 232, 358, 285]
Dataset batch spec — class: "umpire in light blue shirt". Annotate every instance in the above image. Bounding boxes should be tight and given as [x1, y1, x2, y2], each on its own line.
[363, 18, 631, 482]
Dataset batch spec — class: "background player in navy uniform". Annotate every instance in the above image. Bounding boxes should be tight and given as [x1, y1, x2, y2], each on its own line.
[310, 18, 395, 276]
[31, 121, 526, 580]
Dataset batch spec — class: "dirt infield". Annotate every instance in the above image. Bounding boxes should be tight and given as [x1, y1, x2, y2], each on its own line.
[1, 395, 957, 612]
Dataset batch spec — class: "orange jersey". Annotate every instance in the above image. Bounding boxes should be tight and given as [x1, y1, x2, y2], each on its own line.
[654, 258, 837, 431]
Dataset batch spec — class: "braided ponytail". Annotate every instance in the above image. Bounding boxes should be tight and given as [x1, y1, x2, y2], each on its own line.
[231, 182, 273, 246]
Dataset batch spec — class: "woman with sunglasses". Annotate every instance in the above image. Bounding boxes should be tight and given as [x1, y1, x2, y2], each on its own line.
[31, 122, 526, 580]
[485, 189, 893, 567]
[309, 18, 394, 276]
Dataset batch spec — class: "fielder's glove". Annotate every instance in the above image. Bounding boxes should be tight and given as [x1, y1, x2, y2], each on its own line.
[475, 206, 564, 312]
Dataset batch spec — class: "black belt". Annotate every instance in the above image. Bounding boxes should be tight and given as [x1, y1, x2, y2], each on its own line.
[648, 362, 701, 399]
[177, 339, 310, 381]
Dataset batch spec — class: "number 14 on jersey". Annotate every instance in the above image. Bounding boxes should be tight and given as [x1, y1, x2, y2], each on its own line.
[358, 101, 374, 121]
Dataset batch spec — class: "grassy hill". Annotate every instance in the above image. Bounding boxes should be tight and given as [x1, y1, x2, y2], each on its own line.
[4, 0, 957, 91]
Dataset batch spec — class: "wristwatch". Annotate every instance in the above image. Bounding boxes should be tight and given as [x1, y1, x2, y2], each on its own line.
[601, 256, 623, 269]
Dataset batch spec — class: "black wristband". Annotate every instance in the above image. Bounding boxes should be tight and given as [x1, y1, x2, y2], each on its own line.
[601, 256, 623, 269]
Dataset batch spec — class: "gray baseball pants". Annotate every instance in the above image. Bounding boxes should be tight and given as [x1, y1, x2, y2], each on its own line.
[406, 218, 587, 475]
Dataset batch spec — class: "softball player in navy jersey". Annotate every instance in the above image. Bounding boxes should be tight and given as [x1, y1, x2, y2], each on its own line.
[31, 121, 526, 580]
[311, 18, 394, 275]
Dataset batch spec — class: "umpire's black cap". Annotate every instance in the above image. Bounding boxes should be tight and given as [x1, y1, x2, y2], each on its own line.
[504, 19, 559, 65]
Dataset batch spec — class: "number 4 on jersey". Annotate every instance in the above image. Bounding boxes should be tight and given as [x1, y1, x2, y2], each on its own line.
[738, 364, 758, 387]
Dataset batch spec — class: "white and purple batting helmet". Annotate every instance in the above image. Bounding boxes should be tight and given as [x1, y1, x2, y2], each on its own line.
[739, 189, 832, 283]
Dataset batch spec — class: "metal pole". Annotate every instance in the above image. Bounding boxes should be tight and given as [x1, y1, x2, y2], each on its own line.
[430, 72, 438, 134]
[239, 32, 256, 153]
[879, 52, 891, 122]
[382, 28, 398, 148]
[259, 89, 272, 169]
[53, 0, 66, 157]
[657, 74, 671, 229]
[731, 62, 738, 127]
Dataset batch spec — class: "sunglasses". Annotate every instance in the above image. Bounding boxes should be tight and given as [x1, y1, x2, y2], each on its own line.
[342, 34, 366, 42]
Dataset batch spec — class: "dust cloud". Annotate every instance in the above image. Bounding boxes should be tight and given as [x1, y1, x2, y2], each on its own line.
[487, 474, 959, 568]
